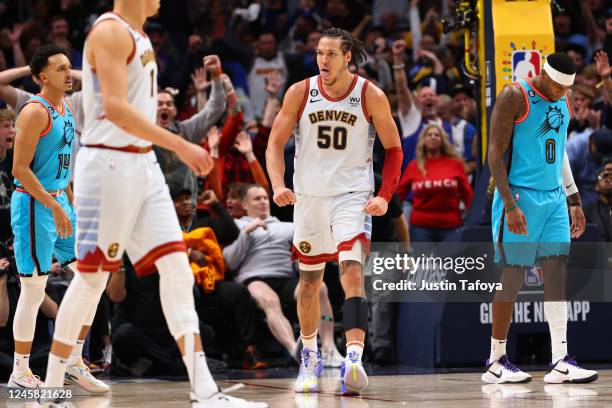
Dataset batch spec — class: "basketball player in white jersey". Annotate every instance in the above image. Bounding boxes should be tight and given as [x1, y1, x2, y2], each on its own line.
[41, 1, 267, 407]
[266, 28, 403, 395]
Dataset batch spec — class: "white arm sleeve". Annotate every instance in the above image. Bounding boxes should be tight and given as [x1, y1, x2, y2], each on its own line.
[562, 150, 579, 196]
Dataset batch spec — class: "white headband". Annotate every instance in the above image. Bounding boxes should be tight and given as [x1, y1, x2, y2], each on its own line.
[543, 60, 575, 86]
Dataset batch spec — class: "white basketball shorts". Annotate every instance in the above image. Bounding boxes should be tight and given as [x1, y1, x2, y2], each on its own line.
[74, 147, 186, 276]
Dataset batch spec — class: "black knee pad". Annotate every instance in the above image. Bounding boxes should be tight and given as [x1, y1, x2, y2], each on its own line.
[342, 297, 369, 332]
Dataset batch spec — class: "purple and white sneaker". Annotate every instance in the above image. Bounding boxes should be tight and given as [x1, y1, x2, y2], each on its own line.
[294, 348, 323, 393]
[340, 351, 368, 395]
[543, 356, 598, 384]
[481, 355, 531, 384]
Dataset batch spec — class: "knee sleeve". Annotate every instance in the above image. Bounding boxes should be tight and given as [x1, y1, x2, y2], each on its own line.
[53, 271, 109, 345]
[342, 297, 369, 332]
[156, 252, 199, 339]
[13, 275, 48, 342]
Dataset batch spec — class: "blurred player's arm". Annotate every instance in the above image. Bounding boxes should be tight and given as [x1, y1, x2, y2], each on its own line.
[488, 85, 527, 234]
[13, 103, 72, 238]
[265, 80, 304, 206]
[87, 20, 211, 175]
[366, 82, 403, 215]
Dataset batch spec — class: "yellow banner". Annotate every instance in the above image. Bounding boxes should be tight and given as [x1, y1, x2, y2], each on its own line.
[492, 0, 555, 95]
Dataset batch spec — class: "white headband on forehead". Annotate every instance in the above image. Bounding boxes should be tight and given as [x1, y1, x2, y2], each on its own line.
[543, 60, 575, 86]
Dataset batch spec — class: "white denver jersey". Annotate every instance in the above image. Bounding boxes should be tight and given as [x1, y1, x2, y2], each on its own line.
[81, 12, 157, 148]
[294, 74, 375, 196]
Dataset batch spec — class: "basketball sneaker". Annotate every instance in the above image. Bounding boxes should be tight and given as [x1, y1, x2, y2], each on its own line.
[481, 355, 531, 384]
[191, 390, 268, 407]
[294, 348, 323, 393]
[64, 358, 110, 393]
[543, 356, 598, 384]
[7, 369, 44, 388]
[340, 351, 368, 395]
[321, 345, 344, 368]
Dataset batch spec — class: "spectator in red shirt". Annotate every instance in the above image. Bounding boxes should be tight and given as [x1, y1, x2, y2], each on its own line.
[397, 124, 473, 242]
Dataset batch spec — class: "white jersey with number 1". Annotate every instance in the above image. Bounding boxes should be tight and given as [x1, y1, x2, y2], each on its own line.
[294, 74, 375, 196]
[81, 12, 157, 148]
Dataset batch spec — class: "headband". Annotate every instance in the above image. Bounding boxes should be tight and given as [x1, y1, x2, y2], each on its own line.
[543, 60, 575, 86]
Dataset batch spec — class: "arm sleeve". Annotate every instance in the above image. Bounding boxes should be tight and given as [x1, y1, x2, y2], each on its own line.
[562, 150, 579, 196]
[179, 78, 227, 143]
[378, 146, 403, 202]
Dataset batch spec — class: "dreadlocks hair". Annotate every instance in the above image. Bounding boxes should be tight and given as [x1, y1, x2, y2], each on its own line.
[320, 27, 368, 65]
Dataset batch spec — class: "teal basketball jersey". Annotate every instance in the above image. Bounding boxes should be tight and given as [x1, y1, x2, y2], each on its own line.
[15, 94, 75, 191]
[506, 78, 570, 191]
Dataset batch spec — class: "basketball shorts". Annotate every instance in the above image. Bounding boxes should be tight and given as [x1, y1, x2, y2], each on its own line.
[73, 147, 186, 276]
[11, 189, 77, 276]
[292, 191, 372, 269]
[492, 185, 569, 267]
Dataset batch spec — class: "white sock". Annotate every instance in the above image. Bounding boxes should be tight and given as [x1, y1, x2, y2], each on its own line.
[545, 301, 568, 364]
[45, 353, 69, 388]
[301, 330, 318, 352]
[346, 341, 364, 361]
[13, 352, 30, 375]
[183, 351, 218, 399]
[68, 340, 85, 366]
[489, 337, 507, 362]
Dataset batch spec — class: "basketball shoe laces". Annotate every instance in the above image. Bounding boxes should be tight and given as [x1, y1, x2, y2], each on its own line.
[499, 356, 520, 373]
[555, 356, 578, 368]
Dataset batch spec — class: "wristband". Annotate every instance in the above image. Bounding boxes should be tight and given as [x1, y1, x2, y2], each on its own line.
[505, 204, 518, 212]
[568, 201, 582, 207]
[393, 63, 405, 70]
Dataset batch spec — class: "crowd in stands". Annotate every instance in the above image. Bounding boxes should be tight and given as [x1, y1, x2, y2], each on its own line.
[0, 0, 611, 379]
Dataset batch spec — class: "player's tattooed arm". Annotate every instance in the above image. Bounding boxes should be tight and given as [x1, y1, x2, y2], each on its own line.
[488, 85, 526, 209]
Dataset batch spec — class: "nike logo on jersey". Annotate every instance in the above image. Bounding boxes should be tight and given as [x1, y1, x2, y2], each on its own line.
[310, 98, 322, 103]
[489, 370, 503, 378]
[532, 100, 541, 104]
[554, 368, 569, 375]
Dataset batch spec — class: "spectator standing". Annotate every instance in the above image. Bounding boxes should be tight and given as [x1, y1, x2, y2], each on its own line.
[397, 124, 473, 242]
[247, 32, 287, 118]
[0, 109, 14, 241]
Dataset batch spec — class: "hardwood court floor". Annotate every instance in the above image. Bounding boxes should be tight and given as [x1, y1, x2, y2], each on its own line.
[3, 369, 612, 407]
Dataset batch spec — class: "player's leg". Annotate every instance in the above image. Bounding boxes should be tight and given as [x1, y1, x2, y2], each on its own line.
[318, 281, 343, 368]
[484, 187, 537, 384]
[294, 266, 325, 393]
[292, 194, 333, 392]
[129, 160, 267, 407]
[330, 191, 372, 395]
[247, 280, 297, 356]
[44, 148, 132, 395]
[52, 195, 109, 392]
[539, 190, 597, 384]
[9, 191, 53, 388]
